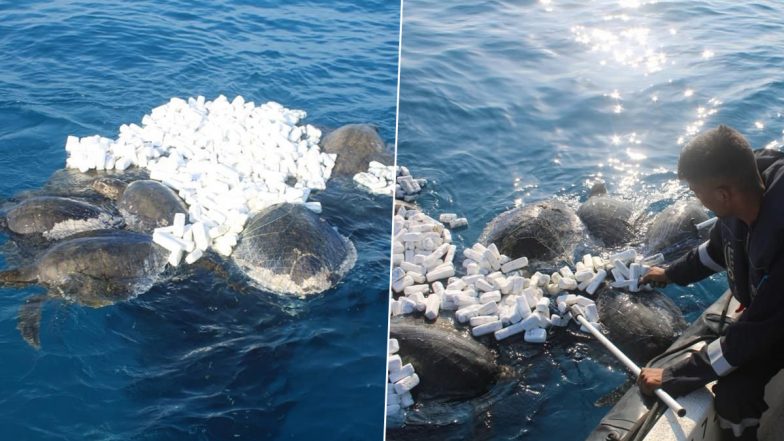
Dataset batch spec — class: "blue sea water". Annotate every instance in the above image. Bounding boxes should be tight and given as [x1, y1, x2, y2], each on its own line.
[397, 0, 784, 439]
[0, 1, 399, 440]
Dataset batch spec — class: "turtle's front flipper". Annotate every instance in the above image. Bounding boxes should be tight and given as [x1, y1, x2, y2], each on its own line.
[191, 254, 255, 295]
[594, 377, 635, 408]
[0, 266, 37, 286]
[17, 295, 47, 349]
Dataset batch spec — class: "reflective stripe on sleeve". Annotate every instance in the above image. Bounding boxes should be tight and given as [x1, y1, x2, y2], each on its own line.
[698, 241, 724, 273]
[707, 338, 736, 376]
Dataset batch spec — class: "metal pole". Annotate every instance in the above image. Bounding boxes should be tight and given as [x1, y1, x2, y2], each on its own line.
[570, 305, 686, 417]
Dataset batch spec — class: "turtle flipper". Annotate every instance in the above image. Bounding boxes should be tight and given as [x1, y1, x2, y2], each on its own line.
[17, 294, 47, 349]
[594, 377, 635, 408]
[0, 266, 37, 285]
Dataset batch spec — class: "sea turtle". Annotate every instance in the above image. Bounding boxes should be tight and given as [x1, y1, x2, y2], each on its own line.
[33, 167, 150, 199]
[478, 199, 584, 263]
[320, 124, 393, 176]
[595, 287, 687, 365]
[577, 182, 638, 247]
[92, 178, 188, 232]
[232, 203, 357, 296]
[386, 317, 516, 438]
[0, 196, 121, 240]
[644, 200, 709, 260]
[0, 230, 169, 348]
[390, 320, 500, 402]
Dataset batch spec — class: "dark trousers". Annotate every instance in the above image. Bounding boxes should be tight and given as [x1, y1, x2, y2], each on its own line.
[713, 356, 784, 439]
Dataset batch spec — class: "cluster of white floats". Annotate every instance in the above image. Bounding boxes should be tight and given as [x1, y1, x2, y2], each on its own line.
[389, 204, 661, 338]
[151, 212, 227, 266]
[352, 161, 397, 195]
[394, 166, 426, 201]
[62, 96, 339, 261]
[353, 164, 427, 200]
[388, 204, 661, 414]
[386, 338, 418, 418]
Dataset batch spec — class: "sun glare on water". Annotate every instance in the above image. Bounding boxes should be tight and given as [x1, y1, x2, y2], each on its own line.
[571, 25, 667, 74]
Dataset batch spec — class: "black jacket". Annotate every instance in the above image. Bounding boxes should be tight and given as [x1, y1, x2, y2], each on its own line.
[661, 149, 784, 395]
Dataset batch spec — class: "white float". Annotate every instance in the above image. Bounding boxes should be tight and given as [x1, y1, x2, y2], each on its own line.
[64, 95, 341, 263]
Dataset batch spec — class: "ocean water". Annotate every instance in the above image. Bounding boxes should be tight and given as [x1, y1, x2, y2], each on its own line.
[396, 0, 784, 439]
[0, 1, 399, 440]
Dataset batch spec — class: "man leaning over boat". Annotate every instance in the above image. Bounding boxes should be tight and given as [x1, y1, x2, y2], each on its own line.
[639, 125, 784, 441]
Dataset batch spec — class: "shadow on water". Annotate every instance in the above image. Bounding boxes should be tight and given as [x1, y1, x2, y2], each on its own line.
[119, 268, 300, 440]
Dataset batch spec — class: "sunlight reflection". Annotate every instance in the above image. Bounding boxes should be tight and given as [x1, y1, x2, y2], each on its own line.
[571, 23, 667, 73]
[626, 148, 647, 161]
[600, 130, 654, 197]
[618, 170, 642, 195]
[677, 98, 722, 145]
[604, 14, 631, 22]
[604, 89, 624, 114]
[619, 0, 659, 8]
[661, 179, 687, 199]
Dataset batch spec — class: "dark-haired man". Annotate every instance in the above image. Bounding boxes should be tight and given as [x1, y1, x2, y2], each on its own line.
[638, 125, 784, 441]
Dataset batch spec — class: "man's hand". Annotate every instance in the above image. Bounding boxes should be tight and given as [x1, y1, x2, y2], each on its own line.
[641, 266, 668, 287]
[637, 368, 663, 396]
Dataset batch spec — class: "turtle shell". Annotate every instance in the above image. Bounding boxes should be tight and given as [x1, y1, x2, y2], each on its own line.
[232, 203, 356, 296]
[478, 199, 583, 262]
[577, 194, 636, 247]
[320, 124, 391, 176]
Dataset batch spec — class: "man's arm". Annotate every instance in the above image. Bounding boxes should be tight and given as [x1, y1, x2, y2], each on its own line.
[642, 254, 784, 397]
[665, 222, 725, 285]
[641, 223, 725, 286]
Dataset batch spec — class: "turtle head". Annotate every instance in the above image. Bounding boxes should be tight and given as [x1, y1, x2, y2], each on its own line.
[91, 177, 127, 200]
[589, 181, 607, 197]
